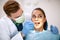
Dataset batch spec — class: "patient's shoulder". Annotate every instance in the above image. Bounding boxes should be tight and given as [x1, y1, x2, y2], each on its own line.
[43, 30, 59, 38]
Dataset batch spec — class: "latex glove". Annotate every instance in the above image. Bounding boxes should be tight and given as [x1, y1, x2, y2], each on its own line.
[22, 20, 34, 36]
[50, 25, 59, 34]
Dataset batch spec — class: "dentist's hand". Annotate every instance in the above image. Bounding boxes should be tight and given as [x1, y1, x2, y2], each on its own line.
[22, 20, 34, 36]
[50, 25, 59, 34]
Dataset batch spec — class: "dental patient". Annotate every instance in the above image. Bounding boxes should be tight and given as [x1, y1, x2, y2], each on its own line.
[25, 8, 60, 40]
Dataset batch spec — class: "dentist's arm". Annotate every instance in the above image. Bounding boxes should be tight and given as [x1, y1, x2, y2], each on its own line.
[22, 20, 34, 36]
[11, 32, 23, 40]
[0, 22, 23, 40]
[0, 23, 10, 40]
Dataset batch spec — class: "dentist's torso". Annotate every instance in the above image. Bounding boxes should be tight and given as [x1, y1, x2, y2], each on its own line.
[0, 16, 23, 40]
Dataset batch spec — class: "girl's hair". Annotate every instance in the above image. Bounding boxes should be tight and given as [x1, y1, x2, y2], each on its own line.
[33, 8, 48, 30]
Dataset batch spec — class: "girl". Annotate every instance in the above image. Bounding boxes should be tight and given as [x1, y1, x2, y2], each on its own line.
[25, 8, 60, 40]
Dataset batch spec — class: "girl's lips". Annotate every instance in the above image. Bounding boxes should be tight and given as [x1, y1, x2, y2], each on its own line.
[35, 22, 40, 25]
[34, 22, 40, 26]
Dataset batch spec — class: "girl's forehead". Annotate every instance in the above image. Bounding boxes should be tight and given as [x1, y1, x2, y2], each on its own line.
[32, 10, 43, 15]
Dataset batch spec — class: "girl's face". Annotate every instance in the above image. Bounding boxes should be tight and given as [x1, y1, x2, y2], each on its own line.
[32, 10, 46, 29]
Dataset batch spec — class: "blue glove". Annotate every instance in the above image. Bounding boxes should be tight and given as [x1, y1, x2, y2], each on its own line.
[50, 25, 59, 34]
[22, 20, 34, 36]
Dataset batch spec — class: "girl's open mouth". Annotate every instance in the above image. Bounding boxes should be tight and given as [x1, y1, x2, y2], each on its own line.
[35, 22, 40, 26]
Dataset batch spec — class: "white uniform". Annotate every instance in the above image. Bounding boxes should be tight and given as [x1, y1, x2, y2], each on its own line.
[0, 16, 23, 40]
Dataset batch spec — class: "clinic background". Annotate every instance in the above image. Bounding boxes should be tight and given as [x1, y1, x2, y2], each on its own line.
[0, 0, 60, 34]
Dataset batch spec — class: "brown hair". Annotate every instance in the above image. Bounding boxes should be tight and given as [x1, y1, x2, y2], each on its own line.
[32, 8, 48, 30]
[3, 1, 20, 16]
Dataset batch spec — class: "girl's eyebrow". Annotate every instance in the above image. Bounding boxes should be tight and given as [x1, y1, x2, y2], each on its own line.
[32, 13, 43, 16]
[32, 14, 35, 15]
[32, 15, 36, 17]
[38, 14, 42, 15]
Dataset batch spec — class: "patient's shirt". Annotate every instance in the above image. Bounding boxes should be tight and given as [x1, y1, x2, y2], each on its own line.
[25, 30, 60, 40]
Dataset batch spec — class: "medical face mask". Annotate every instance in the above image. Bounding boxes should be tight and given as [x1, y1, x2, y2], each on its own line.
[15, 14, 25, 23]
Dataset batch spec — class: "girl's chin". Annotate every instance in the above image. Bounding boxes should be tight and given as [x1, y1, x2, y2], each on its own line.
[34, 26, 41, 29]
[34, 24, 42, 29]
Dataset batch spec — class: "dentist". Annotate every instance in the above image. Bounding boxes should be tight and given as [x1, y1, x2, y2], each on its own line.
[0, 1, 24, 40]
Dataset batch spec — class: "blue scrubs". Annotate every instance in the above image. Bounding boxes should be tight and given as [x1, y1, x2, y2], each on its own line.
[12, 20, 23, 31]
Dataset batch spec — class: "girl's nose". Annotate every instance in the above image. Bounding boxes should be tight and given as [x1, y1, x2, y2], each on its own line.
[35, 18, 38, 21]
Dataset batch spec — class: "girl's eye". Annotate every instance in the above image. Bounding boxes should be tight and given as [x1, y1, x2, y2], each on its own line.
[32, 15, 36, 18]
[39, 15, 43, 18]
